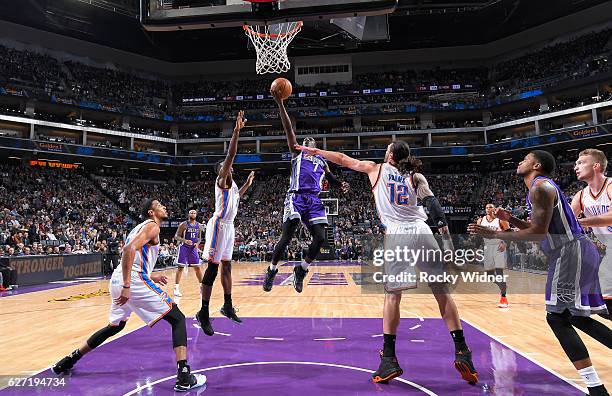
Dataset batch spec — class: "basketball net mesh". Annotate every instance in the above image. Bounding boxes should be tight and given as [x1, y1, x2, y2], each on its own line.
[244, 22, 302, 74]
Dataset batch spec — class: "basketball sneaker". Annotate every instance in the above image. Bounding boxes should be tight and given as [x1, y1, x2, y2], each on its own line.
[220, 305, 242, 324]
[51, 354, 76, 375]
[195, 310, 214, 336]
[372, 351, 403, 384]
[174, 365, 207, 392]
[292, 265, 308, 293]
[263, 267, 278, 292]
[498, 296, 509, 308]
[588, 385, 610, 396]
[454, 349, 478, 385]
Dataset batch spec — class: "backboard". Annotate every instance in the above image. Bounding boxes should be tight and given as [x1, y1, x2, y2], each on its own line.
[140, 0, 397, 31]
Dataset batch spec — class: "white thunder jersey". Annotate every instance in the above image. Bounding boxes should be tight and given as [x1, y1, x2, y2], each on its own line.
[372, 163, 428, 227]
[213, 178, 240, 223]
[581, 177, 612, 244]
[114, 219, 159, 275]
[480, 216, 504, 245]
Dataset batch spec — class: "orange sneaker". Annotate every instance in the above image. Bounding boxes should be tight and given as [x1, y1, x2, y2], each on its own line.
[497, 296, 509, 308]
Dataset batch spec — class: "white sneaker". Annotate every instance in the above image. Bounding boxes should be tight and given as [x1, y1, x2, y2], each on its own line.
[174, 288, 182, 297]
[174, 373, 207, 392]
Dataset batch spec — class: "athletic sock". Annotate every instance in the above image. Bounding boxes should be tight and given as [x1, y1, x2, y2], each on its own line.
[201, 300, 209, 317]
[382, 333, 396, 357]
[223, 293, 232, 309]
[269, 264, 278, 271]
[177, 359, 189, 374]
[450, 330, 468, 353]
[579, 366, 602, 388]
[69, 349, 83, 362]
[300, 261, 310, 271]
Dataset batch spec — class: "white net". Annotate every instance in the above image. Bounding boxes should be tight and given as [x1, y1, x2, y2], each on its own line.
[243, 21, 302, 75]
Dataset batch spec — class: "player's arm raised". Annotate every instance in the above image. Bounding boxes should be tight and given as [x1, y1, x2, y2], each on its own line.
[219, 110, 246, 184]
[239, 171, 256, 198]
[579, 183, 612, 227]
[271, 89, 298, 154]
[469, 180, 555, 241]
[116, 221, 160, 305]
[294, 145, 378, 177]
[323, 163, 349, 194]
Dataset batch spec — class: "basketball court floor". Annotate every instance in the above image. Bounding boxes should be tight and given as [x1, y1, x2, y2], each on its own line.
[1, 261, 610, 395]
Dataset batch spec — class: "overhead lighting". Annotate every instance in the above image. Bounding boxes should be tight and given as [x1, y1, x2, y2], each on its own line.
[471, 160, 480, 163]
[8, 156, 20, 159]
[102, 165, 113, 168]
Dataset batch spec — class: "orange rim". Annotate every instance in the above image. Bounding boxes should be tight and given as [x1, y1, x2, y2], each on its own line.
[243, 21, 303, 39]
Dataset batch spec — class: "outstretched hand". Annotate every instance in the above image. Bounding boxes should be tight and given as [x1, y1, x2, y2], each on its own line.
[247, 171, 255, 184]
[234, 110, 246, 131]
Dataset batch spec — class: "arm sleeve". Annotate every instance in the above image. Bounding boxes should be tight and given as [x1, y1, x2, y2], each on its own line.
[422, 196, 447, 228]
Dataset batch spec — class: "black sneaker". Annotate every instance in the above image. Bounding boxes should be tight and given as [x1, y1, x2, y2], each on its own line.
[220, 305, 242, 324]
[196, 310, 214, 336]
[51, 355, 75, 375]
[263, 267, 278, 292]
[292, 265, 308, 293]
[174, 365, 207, 392]
[454, 349, 478, 385]
[588, 385, 610, 396]
[372, 351, 403, 384]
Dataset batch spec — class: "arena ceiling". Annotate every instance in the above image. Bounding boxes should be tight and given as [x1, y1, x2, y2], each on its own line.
[1, 0, 610, 62]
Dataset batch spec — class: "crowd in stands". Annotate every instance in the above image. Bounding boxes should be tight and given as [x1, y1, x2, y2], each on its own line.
[0, 28, 609, 134]
[1, 145, 611, 281]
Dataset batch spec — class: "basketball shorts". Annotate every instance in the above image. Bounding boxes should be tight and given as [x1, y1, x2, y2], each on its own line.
[204, 217, 235, 264]
[109, 271, 173, 327]
[545, 236, 607, 317]
[175, 244, 202, 267]
[283, 192, 328, 225]
[382, 220, 444, 292]
[483, 241, 507, 271]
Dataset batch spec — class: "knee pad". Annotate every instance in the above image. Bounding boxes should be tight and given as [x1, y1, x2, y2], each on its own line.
[162, 304, 187, 348]
[87, 321, 126, 349]
[202, 263, 219, 286]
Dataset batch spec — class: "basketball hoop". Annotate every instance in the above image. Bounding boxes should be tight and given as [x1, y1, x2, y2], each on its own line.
[243, 21, 303, 74]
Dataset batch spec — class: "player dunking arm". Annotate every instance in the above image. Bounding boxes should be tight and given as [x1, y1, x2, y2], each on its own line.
[570, 148, 612, 319]
[263, 88, 349, 293]
[196, 111, 256, 336]
[295, 141, 478, 386]
[469, 151, 612, 396]
[52, 199, 206, 392]
[477, 204, 511, 308]
[173, 209, 203, 297]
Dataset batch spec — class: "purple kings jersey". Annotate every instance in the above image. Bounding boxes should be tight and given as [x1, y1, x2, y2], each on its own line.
[526, 176, 584, 254]
[288, 152, 326, 194]
[183, 221, 200, 246]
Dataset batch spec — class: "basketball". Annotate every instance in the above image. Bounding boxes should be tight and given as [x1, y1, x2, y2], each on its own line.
[271, 77, 292, 100]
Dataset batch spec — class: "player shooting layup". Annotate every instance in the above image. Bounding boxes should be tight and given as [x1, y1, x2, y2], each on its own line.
[296, 140, 478, 386]
[52, 199, 206, 392]
[173, 209, 203, 297]
[571, 148, 612, 318]
[196, 111, 255, 336]
[477, 203, 510, 308]
[262, 88, 348, 293]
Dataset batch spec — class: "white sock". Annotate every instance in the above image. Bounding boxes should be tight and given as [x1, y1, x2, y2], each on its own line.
[578, 366, 602, 388]
[269, 264, 277, 271]
[174, 284, 180, 291]
[300, 261, 310, 270]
